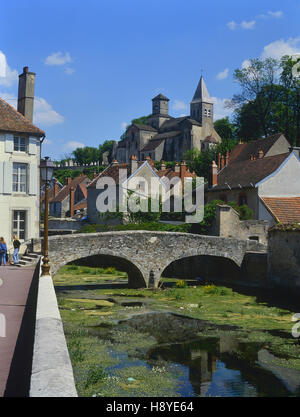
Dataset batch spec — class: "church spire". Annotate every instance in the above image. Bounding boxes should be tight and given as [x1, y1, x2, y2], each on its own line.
[191, 76, 213, 104]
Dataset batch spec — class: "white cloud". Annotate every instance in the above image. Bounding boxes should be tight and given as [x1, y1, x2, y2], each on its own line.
[43, 139, 53, 145]
[172, 99, 188, 111]
[65, 67, 75, 75]
[63, 141, 84, 151]
[33, 97, 64, 126]
[0, 92, 64, 127]
[121, 122, 128, 130]
[227, 20, 255, 30]
[261, 37, 300, 59]
[240, 20, 256, 30]
[211, 97, 232, 120]
[242, 59, 251, 69]
[45, 52, 72, 66]
[0, 51, 18, 86]
[267, 10, 283, 18]
[216, 68, 229, 80]
[227, 21, 237, 30]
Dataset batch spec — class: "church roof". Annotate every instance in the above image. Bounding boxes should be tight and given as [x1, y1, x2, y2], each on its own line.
[0, 96, 45, 136]
[191, 76, 213, 104]
[160, 116, 201, 131]
[141, 139, 164, 151]
[152, 130, 182, 140]
[132, 123, 157, 132]
[152, 93, 169, 101]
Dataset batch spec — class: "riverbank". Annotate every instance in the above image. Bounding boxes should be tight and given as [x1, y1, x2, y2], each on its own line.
[54, 265, 300, 397]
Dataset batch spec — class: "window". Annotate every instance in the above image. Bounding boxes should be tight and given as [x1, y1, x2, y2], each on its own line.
[238, 193, 247, 206]
[12, 210, 26, 240]
[14, 136, 27, 152]
[204, 108, 207, 116]
[207, 109, 211, 117]
[13, 163, 27, 193]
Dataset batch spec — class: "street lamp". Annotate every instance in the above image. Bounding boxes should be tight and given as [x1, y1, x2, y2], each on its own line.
[40, 156, 55, 276]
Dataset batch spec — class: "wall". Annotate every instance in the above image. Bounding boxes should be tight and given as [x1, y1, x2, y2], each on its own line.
[0, 133, 41, 243]
[211, 204, 268, 245]
[48, 218, 83, 231]
[268, 228, 300, 292]
[258, 153, 300, 197]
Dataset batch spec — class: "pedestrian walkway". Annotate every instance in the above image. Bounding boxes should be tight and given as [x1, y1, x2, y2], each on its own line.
[0, 265, 35, 396]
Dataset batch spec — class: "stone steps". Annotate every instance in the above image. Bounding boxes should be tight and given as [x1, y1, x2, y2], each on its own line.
[14, 252, 40, 267]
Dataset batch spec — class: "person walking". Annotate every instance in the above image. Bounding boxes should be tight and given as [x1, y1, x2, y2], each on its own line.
[12, 235, 21, 265]
[0, 237, 7, 266]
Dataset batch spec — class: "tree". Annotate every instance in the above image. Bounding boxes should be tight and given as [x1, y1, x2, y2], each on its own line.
[214, 117, 236, 140]
[120, 115, 151, 140]
[98, 140, 115, 163]
[183, 148, 216, 180]
[72, 146, 100, 165]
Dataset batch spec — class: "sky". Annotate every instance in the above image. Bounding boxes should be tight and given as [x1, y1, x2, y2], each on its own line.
[0, 0, 299, 160]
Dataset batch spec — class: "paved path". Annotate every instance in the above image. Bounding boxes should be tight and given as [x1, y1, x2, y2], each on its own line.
[0, 265, 35, 397]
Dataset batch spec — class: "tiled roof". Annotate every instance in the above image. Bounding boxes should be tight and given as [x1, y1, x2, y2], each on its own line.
[157, 167, 197, 181]
[0, 97, 45, 136]
[50, 175, 89, 202]
[88, 161, 143, 188]
[152, 130, 182, 140]
[152, 93, 169, 101]
[203, 135, 218, 144]
[261, 197, 300, 223]
[211, 152, 290, 191]
[229, 133, 287, 164]
[74, 199, 87, 211]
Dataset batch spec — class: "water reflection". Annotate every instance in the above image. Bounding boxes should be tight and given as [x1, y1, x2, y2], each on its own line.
[146, 335, 300, 397]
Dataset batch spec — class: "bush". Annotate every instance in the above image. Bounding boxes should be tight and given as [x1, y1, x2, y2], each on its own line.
[84, 366, 107, 388]
[175, 280, 187, 288]
[203, 284, 219, 295]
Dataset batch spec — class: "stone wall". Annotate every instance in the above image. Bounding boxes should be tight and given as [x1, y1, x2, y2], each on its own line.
[48, 218, 83, 231]
[268, 228, 300, 292]
[211, 205, 268, 245]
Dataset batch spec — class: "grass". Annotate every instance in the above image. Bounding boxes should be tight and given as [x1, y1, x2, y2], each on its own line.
[53, 265, 300, 396]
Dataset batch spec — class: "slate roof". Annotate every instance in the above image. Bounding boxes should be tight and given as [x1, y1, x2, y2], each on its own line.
[210, 152, 290, 191]
[50, 175, 89, 202]
[141, 139, 164, 151]
[132, 123, 157, 132]
[0, 97, 45, 136]
[160, 116, 201, 131]
[229, 133, 287, 164]
[261, 197, 300, 224]
[152, 93, 169, 101]
[191, 76, 213, 104]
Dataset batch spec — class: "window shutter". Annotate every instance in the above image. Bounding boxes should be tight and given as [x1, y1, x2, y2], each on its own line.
[0, 161, 3, 194]
[28, 137, 37, 155]
[29, 163, 37, 195]
[5, 134, 13, 153]
[3, 161, 12, 194]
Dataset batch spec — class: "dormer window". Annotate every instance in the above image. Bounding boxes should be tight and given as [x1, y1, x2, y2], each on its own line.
[14, 136, 27, 152]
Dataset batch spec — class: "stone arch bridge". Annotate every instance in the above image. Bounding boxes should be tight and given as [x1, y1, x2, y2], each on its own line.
[47, 231, 267, 288]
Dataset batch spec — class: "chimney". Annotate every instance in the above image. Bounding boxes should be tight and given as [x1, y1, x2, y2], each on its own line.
[113, 159, 118, 164]
[69, 186, 75, 217]
[174, 163, 180, 173]
[161, 161, 166, 171]
[130, 154, 138, 173]
[180, 161, 187, 182]
[258, 149, 264, 159]
[54, 179, 60, 197]
[225, 151, 229, 166]
[17, 66, 36, 122]
[220, 155, 224, 170]
[217, 152, 221, 170]
[210, 161, 218, 187]
[65, 177, 72, 186]
[239, 138, 243, 145]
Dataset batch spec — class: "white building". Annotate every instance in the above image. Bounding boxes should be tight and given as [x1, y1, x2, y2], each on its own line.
[0, 67, 45, 244]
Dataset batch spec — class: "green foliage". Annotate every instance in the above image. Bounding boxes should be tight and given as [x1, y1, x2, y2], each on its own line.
[84, 366, 107, 388]
[183, 148, 215, 180]
[214, 117, 237, 140]
[175, 280, 187, 288]
[80, 221, 192, 234]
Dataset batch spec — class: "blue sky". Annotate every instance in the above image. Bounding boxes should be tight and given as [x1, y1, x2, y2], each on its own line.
[0, 0, 299, 159]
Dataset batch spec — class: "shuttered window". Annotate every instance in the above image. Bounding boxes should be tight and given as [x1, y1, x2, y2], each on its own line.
[14, 136, 27, 152]
[13, 163, 27, 193]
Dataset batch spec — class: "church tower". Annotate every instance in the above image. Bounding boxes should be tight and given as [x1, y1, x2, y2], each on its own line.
[190, 76, 213, 130]
[152, 93, 169, 115]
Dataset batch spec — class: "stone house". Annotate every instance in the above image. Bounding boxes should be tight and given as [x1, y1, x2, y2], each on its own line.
[49, 174, 90, 218]
[87, 156, 197, 224]
[114, 76, 221, 163]
[0, 66, 45, 242]
[205, 134, 300, 225]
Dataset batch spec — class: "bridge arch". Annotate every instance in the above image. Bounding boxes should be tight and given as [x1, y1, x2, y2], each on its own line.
[46, 231, 267, 288]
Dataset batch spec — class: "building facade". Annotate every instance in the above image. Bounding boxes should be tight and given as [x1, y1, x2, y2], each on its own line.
[0, 67, 45, 244]
[114, 76, 221, 163]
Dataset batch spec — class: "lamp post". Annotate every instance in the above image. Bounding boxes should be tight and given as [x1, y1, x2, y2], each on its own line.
[40, 156, 55, 276]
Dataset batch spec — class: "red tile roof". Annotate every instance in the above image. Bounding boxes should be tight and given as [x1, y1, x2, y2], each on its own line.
[211, 152, 290, 191]
[0, 97, 45, 136]
[261, 197, 300, 223]
[50, 175, 89, 202]
[229, 133, 287, 164]
[73, 199, 87, 211]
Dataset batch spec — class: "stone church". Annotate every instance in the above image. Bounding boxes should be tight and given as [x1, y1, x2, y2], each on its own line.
[115, 76, 221, 162]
